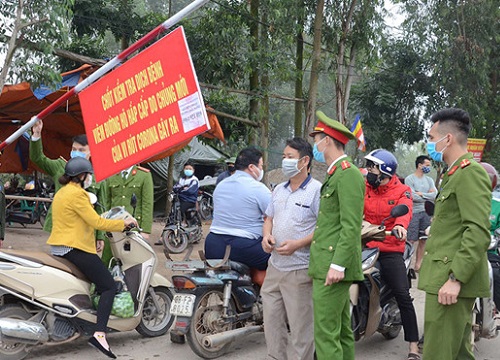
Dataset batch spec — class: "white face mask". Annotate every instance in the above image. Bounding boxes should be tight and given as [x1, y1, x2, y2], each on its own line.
[282, 157, 305, 179]
[83, 174, 93, 189]
[252, 165, 264, 182]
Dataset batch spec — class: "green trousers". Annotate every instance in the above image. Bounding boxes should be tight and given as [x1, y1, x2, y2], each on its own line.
[312, 279, 354, 360]
[423, 293, 475, 360]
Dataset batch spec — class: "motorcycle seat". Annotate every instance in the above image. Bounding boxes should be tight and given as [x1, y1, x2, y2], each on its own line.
[1, 249, 89, 281]
[229, 261, 250, 276]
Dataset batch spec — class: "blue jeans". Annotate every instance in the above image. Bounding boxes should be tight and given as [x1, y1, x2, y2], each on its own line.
[204, 232, 270, 270]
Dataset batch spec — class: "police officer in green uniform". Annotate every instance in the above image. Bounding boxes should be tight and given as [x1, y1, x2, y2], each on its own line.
[418, 108, 491, 360]
[30, 120, 109, 260]
[308, 111, 365, 360]
[104, 165, 153, 248]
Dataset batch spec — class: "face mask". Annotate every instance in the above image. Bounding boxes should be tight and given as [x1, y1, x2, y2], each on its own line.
[422, 166, 431, 174]
[71, 150, 87, 159]
[366, 172, 381, 188]
[83, 174, 92, 189]
[227, 165, 235, 173]
[184, 169, 194, 177]
[282, 158, 304, 179]
[426, 136, 448, 162]
[252, 165, 264, 182]
[313, 137, 327, 163]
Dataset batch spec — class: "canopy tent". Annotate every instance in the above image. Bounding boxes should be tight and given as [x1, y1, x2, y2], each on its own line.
[0, 64, 225, 175]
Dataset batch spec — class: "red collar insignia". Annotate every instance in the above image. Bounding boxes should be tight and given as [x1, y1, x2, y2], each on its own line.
[328, 166, 337, 175]
[131, 169, 137, 176]
[448, 165, 459, 176]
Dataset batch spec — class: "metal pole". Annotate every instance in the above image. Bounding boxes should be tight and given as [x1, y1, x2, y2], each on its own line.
[0, 0, 209, 152]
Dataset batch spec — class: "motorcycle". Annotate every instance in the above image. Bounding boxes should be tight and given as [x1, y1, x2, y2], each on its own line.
[160, 190, 203, 254]
[350, 204, 415, 341]
[5, 182, 51, 227]
[197, 189, 213, 221]
[166, 247, 265, 359]
[0, 206, 174, 360]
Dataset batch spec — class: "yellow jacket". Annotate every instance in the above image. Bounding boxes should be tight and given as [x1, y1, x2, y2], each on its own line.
[47, 182, 124, 254]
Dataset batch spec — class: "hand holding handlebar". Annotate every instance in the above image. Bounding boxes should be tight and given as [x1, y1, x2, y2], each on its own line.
[124, 218, 139, 231]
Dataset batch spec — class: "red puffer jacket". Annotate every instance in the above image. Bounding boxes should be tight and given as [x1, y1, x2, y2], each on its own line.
[364, 175, 413, 253]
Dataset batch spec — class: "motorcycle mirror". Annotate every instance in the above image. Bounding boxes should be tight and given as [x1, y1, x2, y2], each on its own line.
[390, 204, 409, 218]
[424, 201, 435, 216]
[87, 192, 98, 205]
[131, 193, 137, 209]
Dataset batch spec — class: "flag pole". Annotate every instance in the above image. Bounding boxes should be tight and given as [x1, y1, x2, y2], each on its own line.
[0, 0, 209, 152]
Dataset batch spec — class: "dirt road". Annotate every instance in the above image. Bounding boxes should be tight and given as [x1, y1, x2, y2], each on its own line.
[2, 221, 499, 360]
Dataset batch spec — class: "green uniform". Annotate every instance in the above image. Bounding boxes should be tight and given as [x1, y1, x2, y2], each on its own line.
[29, 139, 109, 254]
[0, 178, 5, 241]
[308, 157, 365, 360]
[418, 153, 491, 360]
[105, 166, 153, 234]
[491, 197, 500, 235]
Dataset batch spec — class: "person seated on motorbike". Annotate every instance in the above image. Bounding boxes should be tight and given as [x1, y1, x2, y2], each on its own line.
[175, 162, 199, 226]
[205, 147, 271, 270]
[47, 157, 137, 359]
[480, 162, 500, 310]
[363, 149, 421, 360]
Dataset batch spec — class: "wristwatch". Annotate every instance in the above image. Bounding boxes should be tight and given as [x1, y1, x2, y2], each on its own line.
[449, 273, 460, 283]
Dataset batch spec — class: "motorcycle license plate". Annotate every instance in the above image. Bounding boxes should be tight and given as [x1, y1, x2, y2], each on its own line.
[170, 294, 196, 317]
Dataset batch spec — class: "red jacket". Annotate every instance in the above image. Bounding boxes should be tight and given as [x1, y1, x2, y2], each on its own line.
[364, 175, 413, 253]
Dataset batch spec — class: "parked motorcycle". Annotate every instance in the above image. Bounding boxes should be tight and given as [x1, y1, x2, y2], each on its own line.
[160, 190, 203, 254]
[350, 204, 414, 341]
[0, 206, 174, 360]
[197, 189, 213, 220]
[166, 247, 265, 359]
[5, 182, 51, 227]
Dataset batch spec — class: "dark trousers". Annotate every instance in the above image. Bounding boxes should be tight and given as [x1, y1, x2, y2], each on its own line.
[180, 201, 196, 221]
[204, 232, 270, 270]
[63, 249, 116, 332]
[378, 252, 419, 342]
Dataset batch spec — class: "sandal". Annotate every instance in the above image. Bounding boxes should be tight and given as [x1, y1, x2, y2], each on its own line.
[408, 353, 421, 360]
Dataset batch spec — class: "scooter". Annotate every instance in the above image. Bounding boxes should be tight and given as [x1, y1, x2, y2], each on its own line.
[350, 204, 414, 341]
[0, 206, 174, 360]
[160, 190, 203, 254]
[166, 246, 265, 359]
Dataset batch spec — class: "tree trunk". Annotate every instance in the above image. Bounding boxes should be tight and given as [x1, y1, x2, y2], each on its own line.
[248, 0, 260, 145]
[304, 0, 325, 136]
[0, 0, 24, 93]
[260, 4, 269, 171]
[294, 0, 305, 137]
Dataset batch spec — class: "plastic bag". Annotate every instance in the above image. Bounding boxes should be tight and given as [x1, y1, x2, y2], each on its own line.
[90, 262, 135, 318]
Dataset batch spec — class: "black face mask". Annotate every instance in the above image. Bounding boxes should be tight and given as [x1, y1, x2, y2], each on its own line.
[228, 165, 235, 173]
[366, 172, 381, 188]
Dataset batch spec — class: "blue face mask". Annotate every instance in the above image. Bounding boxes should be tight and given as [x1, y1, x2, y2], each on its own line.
[70, 150, 87, 159]
[184, 169, 194, 177]
[426, 136, 447, 162]
[313, 137, 326, 163]
[422, 166, 431, 174]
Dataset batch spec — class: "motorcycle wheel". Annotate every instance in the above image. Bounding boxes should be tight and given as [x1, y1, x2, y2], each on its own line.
[186, 290, 236, 359]
[136, 287, 174, 337]
[199, 196, 213, 220]
[161, 229, 189, 254]
[381, 299, 402, 340]
[38, 203, 48, 227]
[0, 305, 33, 360]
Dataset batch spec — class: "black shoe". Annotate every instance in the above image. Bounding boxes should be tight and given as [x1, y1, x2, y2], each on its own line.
[88, 336, 117, 359]
[154, 240, 163, 245]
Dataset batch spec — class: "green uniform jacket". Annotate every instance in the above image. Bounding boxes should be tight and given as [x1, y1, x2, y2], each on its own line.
[29, 138, 108, 240]
[490, 197, 500, 235]
[0, 179, 5, 240]
[308, 157, 365, 281]
[105, 166, 153, 233]
[418, 153, 491, 298]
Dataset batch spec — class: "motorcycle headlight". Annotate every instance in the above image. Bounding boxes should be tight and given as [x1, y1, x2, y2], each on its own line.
[361, 253, 378, 271]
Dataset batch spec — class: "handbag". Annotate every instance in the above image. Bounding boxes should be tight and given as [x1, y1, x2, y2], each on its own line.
[91, 261, 135, 318]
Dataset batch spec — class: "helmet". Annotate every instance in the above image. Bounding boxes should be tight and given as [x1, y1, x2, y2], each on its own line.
[479, 162, 498, 190]
[65, 157, 93, 177]
[364, 149, 398, 176]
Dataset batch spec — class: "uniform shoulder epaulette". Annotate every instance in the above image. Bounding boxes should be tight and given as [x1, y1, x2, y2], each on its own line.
[460, 159, 471, 169]
[137, 166, 150, 173]
[59, 156, 68, 163]
[341, 160, 351, 170]
[328, 166, 337, 175]
[448, 165, 459, 175]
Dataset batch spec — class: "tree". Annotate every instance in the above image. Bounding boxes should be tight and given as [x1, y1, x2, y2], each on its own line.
[0, 0, 74, 92]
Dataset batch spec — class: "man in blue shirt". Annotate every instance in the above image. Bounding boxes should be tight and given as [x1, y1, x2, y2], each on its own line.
[205, 147, 271, 270]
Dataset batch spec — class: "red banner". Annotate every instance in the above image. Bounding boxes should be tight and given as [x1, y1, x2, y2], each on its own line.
[79, 27, 209, 181]
[467, 138, 487, 162]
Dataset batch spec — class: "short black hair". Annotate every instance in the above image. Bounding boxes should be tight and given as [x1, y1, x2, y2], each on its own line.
[184, 161, 194, 168]
[415, 155, 431, 168]
[430, 108, 471, 141]
[286, 137, 313, 169]
[235, 147, 263, 171]
[72, 134, 88, 146]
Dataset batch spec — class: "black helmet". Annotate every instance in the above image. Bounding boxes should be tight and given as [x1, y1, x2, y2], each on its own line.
[65, 157, 93, 177]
